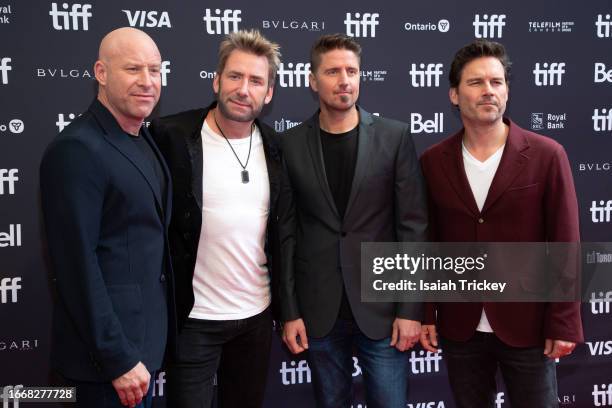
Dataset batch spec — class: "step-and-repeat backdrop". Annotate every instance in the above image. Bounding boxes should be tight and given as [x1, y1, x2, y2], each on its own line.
[1, 0, 611, 407]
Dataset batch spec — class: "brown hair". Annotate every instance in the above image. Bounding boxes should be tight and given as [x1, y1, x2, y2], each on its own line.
[448, 39, 511, 88]
[310, 33, 361, 73]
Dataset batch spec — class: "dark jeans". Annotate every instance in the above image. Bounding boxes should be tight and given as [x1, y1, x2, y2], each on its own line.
[441, 332, 558, 408]
[167, 307, 272, 408]
[64, 374, 154, 408]
[306, 318, 408, 408]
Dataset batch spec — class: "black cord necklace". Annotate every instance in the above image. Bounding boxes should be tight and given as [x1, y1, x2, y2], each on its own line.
[213, 110, 253, 184]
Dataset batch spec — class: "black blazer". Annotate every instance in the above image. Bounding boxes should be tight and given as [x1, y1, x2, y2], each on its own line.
[40, 99, 173, 382]
[278, 107, 428, 339]
[149, 102, 282, 334]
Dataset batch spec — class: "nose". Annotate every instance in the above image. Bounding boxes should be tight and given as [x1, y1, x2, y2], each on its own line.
[338, 69, 349, 85]
[237, 77, 249, 96]
[138, 68, 154, 88]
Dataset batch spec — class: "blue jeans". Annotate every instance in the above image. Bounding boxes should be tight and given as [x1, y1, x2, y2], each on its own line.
[441, 332, 558, 408]
[306, 318, 408, 408]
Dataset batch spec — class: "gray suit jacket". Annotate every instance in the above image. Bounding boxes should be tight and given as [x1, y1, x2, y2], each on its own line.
[278, 107, 428, 339]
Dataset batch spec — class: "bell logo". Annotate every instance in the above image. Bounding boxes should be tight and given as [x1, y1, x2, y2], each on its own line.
[161, 61, 171, 87]
[0, 57, 11, 85]
[595, 14, 612, 38]
[122, 10, 171, 28]
[409, 63, 443, 87]
[277, 62, 310, 88]
[202, 9, 241, 34]
[473, 14, 506, 38]
[49, 3, 93, 31]
[594, 63, 612, 83]
[533, 62, 565, 86]
[0, 169, 18, 195]
[411, 113, 444, 134]
[344, 12, 379, 38]
[0, 277, 21, 303]
[592, 108, 612, 132]
[0, 224, 22, 247]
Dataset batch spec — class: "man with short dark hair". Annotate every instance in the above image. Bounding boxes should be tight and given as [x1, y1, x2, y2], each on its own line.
[419, 39, 583, 408]
[40, 27, 171, 408]
[279, 33, 428, 408]
[149, 29, 281, 408]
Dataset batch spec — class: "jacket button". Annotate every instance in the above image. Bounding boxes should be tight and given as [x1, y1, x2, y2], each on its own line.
[478, 218, 484, 224]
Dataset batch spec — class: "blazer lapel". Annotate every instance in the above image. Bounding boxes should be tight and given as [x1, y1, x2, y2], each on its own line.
[258, 120, 280, 210]
[185, 110, 207, 212]
[440, 130, 480, 216]
[481, 120, 529, 213]
[142, 126, 173, 225]
[344, 107, 373, 218]
[307, 114, 340, 219]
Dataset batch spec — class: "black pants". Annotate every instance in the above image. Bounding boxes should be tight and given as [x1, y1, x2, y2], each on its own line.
[167, 307, 272, 408]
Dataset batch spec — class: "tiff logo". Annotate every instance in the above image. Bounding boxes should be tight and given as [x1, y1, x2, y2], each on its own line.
[590, 291, 612, 315]
[57, 113, 77, 132]
[409, 350, 442, 374]
[595, 63, 612, 83]
[0, 169, 18, 195]
[1, 385, 23, 407]
[409, 63, 443, 87]
[473, 14, 506, 38]
[591, 200, 612, 223]
[277, 62, 310, 88]
[344, 12, 379, 38]
[203, 9, 241, 34]
[0, 224, 21, 248]
[152, 371, 165, 397]
[279, 360, 311, 385]
[49, 3, 92, 31]
[0, 277, 21, 303]
[161, 61, 171, 87]
[593, 384, 612, 406]
[122, 10, 171, 28]
[0, 57, 11, 84]
[593, 109, 612, 132]
[533, 62, 565, 86]
[595, 14, 612, 38]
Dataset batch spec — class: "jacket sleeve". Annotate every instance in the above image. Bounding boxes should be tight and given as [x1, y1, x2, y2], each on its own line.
[394, 125, 429, 320]
[40, 138, 140, 380]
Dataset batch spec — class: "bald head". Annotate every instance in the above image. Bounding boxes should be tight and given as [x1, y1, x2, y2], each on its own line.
[94, 27, 162, 135]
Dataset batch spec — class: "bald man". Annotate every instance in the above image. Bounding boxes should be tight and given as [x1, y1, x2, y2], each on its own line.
[40, 27, 172, 408]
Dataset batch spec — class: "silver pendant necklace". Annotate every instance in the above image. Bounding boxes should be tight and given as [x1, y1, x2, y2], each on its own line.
[213, 110, 253, 184]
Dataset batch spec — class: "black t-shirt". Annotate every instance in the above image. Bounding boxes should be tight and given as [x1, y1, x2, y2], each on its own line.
[320, 126, 359, 320]
[129, 129, 167, 216]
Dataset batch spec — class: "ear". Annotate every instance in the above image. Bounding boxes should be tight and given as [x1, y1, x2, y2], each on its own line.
[309, 72, 317, 92]
[264, 85, 274, 105]
[213, 72, 220, 94]
[449, 87, 458, 106]
[94, 60, 107, 86]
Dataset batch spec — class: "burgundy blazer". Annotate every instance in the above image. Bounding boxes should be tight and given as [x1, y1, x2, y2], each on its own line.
[420, 118, 584, 347]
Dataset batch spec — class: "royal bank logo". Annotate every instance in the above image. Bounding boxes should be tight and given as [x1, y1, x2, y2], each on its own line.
[529, 112, 566, 130]
[0, 119, 23, 134]
[0, 338, 38, 351]
[595, 14, 612, 38]
[411, 113, 444, 134]
[592, 108, 612, 132]
[0, 169, 18, 195]
[360, 68, 387, 82]
[404, 19, 450, 33]
[160, 60, 170, 86]
[277, 62, 310, 88]
[528, 20, 574, 33]
[49, 3, 92, 31]
[0, 277, 21, 303]
[344, 12, 379, 38]
[530, 113, 544, 130]
[592, 384, 612, 406]
[36, 67, 93, 80]
[409, 350, 442, 374]
[274, 118, 301, 133]
[202, 9, 241, 34]
[0, 57, 11, 85]
[595, 63, 612, 83]
[0, 224, 21, 248]
[473, 14, 506, 38]
[57, 113, 77, 132]
[262, 19, 325, 31]
[533, 62, 565, 86]
[409, 63, 443, 87]
[590, 291, 612, 315]
[0, 5, 11, 24]
[122, 10, 171, 28]
[591, 200, 612, 223]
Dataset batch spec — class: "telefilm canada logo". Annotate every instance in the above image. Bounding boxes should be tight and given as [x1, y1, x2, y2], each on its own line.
[361, 67, 387, 82]
[0, 119, 23, 134]
[122, 10, 171, 28]
[404, 19, 450, 33]
[530, 113, 566, 130]
[528, 20, 574, 33]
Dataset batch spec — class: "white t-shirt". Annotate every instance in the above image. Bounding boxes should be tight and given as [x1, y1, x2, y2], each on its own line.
[462, 141, 505, 333]
[189, 120, 271, 320]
